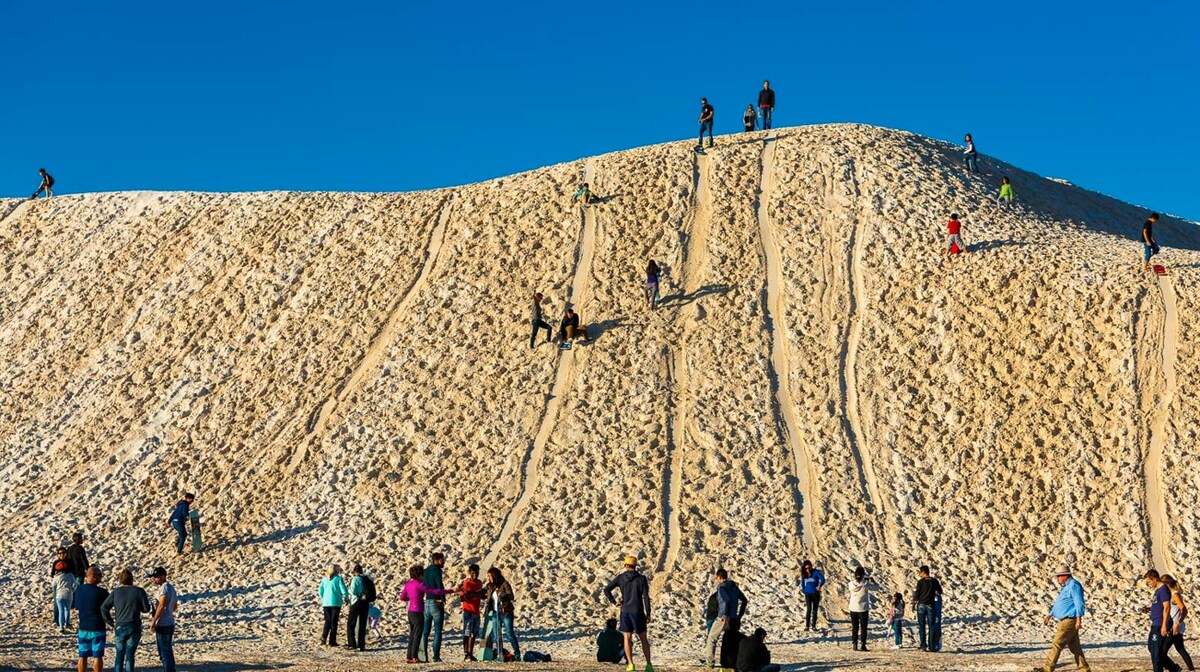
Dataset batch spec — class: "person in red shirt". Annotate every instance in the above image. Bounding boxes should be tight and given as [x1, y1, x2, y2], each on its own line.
[459, 564, 486, 661]
[946, 213, 967, 255]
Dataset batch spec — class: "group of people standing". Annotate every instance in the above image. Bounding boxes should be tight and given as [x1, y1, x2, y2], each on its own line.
[699, 79, 776, 150]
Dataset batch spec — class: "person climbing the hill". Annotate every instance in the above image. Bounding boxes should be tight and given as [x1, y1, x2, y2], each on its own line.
[597, 618, 626, 664]
[530, 292, 552, 349]
[67, 532, 89, 582]
[997, 176, 1015, 207]
[52, 553, 77, 632]
[743, 105, 757, 133]
[1037, 565, 1091, 672]
[946, 214, 967, 255]
[603, 555, 653, 672]
[963, 134, 979, 173]
[758, 80, 775, 130]
[720, 618, 746, 670]
[32, 168, 54, 199]
[102, 567, 152, 672]
[73, 565, 109, 672]
[482, 567, 521, 661]
[888, 592, 906, 649]
[736, 627, 781, 672]
[1164, 575, 1194, 671]
[1147, 570, 1184, 672]
[420, 552, 449, 662]
[559, 307, 590, 344]
[697, 98, 715, 150]
[459, 563, 485, 661]
[645, 260, 662, 309]
[573, 182, 595, 206]
[148, 567, 178, 672]
[848, 565, 881, 651]
[318, 564, 349, 647]
[168, 493, 194, 555]
[914, 565, 943, 651]
[801, 559, 825, 631]
[346, 564, 371, 652]
[1143, 212, 1161, 270]
[703, 568, 748, 668]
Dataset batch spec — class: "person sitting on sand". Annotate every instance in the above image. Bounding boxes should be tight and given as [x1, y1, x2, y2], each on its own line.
[596, 618, 626, 664]
[559, 307, 590, 343]
[720, 618, 746, 670]
[736, 627, 781, 672]
[946, 214, 967, 255]
[997, 176, 1015, 208]
[573, 183, 594, 205]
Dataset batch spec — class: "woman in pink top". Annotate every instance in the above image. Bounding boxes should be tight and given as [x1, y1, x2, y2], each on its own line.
[400, 564, 453, 663]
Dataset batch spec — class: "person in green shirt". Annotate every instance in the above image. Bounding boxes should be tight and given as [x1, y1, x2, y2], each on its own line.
[597, 618, 626, 664]
[997, 176, 1015, 208]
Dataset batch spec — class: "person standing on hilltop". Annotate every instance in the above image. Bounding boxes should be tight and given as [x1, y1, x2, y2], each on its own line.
[420, 552, 448, 662]
[697, 98, 715, 150]
[1143, 212, 1161, 270]
[67, 532, 89, 582]
[963, 134, 979, 173]
[801, 559, 825, 631]
[703, 568, 748, 668]
[168, 493, 194, 555]
[1036, 565, 1091, 672]
[945, 213, 967, 255]
[603, 556, 653, 672]
[743, 105, 757, 133]
[73, 565, 110, 672]
[530, 292, 552, 349]
[32, 168, 54, 199]
[758, 80, 775, 130]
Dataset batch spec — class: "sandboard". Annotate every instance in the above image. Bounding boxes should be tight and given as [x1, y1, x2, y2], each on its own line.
[559, 341, 572, 350]
[1154, 265, 1167, 276]
[189, 509, 202, 552]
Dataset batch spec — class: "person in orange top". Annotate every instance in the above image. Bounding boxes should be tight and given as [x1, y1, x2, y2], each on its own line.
[946, 214, 967, 255]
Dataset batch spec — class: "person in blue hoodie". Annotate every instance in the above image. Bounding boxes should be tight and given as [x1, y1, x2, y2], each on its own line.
[702, 568, 748, 667]
[801, 560, 826, 631]
[167, 493, 194, 554]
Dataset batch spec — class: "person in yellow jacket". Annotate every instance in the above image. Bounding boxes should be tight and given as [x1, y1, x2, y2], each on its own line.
[997, 176, 1015, 208]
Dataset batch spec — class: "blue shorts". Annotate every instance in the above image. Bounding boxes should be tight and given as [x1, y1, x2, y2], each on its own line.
[619, 612, 647, 634]
[78, 630, 106, 658]
[463, 612, 480, 638]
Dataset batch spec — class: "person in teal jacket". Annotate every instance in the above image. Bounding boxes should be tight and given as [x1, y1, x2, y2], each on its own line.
[318, 565, 349, 647]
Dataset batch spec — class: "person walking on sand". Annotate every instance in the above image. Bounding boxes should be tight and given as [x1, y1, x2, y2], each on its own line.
[459, 564, 486, 661]
[604, 556, 653, 672]
[346, 564, 371, 652]
[318, 564, 349, 647]
[645, 260, 661, 308]
[848, 566, 881, 651]
[400, 564, 454, 663]
[743, 105, 757, 133]
[32, 168, 54, 199]
[946, 213, 967, 255]
[530, 292, 552, 349]
[801, 559, 825, 631]
[168, 493, 194, 555]
[148, 567, 178, 672]
[758, 80, 775, 130]
[102, 567, 152, 672]
[1148, 570, 1184, 672]
[1164, 575, 1195, 671]
[736, 626, 782, 672]
[482, 567, 521, 661]
[1143, 212, 1161, 270]
[963, 134, 979, 173]
[420, 552, 449, 662]
[997, 176, 1015, 207]
[574, 182, 595, 206]
[52, 554, 77, 632]
[67, 532, 89, 582]
[1036, 565, 1091, 672]
[697, 98, 715, 150]
[888, 592, 906, 649]
[703, 568, 748, 668]
[914, 565, 942, 652]
[73, 565, 109, 672]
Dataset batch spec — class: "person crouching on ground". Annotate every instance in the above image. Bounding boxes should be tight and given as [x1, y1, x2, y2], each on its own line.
[597, 617, 626, 664]
[736, 627, 781, 672]
[559, 307, 590, 343]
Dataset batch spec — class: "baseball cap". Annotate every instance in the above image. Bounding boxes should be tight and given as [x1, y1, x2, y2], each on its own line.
[624, 555, 637, 567]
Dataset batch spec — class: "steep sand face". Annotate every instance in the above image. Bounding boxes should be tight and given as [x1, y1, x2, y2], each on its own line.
[1, 124, 1199, 660]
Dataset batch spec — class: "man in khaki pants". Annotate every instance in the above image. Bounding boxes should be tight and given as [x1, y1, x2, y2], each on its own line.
[1037, 566, 1091, 672]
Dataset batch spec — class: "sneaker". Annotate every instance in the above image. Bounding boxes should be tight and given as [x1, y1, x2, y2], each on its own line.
[891, 644, 900, 650]
[645, 665, 654, 672]
[626, 664, 635, 672]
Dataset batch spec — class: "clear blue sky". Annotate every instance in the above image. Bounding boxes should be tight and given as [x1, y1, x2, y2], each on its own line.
[3, 1, 1197, 220]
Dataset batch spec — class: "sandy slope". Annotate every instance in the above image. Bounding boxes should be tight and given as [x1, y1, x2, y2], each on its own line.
[1, 124, 1199, 668]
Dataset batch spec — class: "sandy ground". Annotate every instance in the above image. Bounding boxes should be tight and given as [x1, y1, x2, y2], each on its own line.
[1, 124, 1198, 669]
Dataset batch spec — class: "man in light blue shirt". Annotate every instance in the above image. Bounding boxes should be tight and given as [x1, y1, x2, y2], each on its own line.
[1038, 566, 1091, 672]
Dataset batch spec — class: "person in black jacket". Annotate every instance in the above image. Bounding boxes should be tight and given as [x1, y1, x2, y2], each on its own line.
[66, 532, 89, 581]
[737, 627, 780, 672]
[558, 308, 590, 343]
[913, 565, 943, 651]
[530, 292, 552, 349]
[32, 168, 54, 199]
[758, 81, 775, 130]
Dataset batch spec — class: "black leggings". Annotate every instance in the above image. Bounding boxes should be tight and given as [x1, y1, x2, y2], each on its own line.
[850, 611, 868, 649]
[407, 612, 425, 660]
[1171, 634, 1195, 670]
[804, 593, 821, 629]
[321, 606, 340, 646]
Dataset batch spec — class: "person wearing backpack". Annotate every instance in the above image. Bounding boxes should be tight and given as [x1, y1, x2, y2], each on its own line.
[346, 564, 375, 651]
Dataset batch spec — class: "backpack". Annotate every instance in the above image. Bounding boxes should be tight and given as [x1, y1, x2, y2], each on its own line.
[362, 575, 377, 603]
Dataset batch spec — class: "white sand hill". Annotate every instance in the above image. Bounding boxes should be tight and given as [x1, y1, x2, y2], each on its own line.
[2, 123, 1199, 668]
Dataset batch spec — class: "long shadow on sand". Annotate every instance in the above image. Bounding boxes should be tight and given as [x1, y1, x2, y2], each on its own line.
[180, 583, 286, 603]
[205, 523, 325, 552]
[659, 283, 731, 307]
